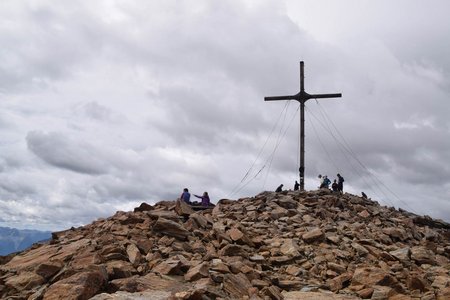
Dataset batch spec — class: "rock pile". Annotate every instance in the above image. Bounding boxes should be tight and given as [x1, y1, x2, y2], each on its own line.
[0, 190, 449, 299]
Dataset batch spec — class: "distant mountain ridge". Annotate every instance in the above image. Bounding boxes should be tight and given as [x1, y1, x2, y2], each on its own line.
[0, 226, 51, 255]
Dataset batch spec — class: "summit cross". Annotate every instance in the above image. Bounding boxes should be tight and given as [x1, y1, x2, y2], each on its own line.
[264, 61, 342, 191]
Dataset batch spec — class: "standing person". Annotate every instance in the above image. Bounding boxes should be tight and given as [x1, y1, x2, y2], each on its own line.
[180, 188, 191, 204]
[318, 174, 324, 188]
[332, 179, 339, 192]
[194, 191, 210, 207]
[323, 175, 331, 189]
[337, 173, 344, 193]
[275, 184, 283, 192]
[294, 181, 299, 191]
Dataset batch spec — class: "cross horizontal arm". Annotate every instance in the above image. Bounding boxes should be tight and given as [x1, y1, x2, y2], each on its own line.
[264, 95, 298, 101]
[265, 92, 341, 102]
[310, 93, 342, 99]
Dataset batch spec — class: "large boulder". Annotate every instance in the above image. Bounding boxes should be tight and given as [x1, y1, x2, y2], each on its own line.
[5, 271, 45, 292]
[302, 228, 324, 243]
[43, 268, 108, 300]
[152, 217, 190, 240]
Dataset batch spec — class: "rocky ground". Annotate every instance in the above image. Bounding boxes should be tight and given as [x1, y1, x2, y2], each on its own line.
[0, 190, 449, 299]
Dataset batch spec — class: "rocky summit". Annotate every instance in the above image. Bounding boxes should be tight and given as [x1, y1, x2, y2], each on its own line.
[0, 190, 449, 300]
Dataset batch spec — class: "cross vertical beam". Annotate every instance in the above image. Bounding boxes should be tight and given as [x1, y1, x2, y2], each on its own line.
[264, 61, 342, 191]
[300, 62, 305, 191]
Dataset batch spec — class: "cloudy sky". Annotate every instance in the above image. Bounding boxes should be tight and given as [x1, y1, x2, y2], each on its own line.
[1, 0, 449, 231]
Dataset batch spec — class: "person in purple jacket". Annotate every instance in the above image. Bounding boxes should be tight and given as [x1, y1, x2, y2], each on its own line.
[194, 192, 210, 206]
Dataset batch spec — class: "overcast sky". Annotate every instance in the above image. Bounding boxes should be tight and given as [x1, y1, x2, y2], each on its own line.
[1, 0, 449, 231]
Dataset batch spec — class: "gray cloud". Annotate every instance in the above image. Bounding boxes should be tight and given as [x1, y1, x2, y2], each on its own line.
[26, 131, 110, 175]
[0, 3, 103, 92]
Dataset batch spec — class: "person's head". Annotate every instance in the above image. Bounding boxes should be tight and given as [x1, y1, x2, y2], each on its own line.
[318, 174, 322, 178]
[337, 173, 340, 177]
[334, 179, 337, 183]
[203, 191, 208, 196]
[184, 188, 189, 192]
[324, 175, 327, 178]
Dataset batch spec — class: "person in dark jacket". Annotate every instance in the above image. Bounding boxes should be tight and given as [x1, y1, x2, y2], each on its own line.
[275, 184, 283, 192]
[194, 192, 210, 206]
[322, 175, 331, 189]
[180, 188, 191, 204]
[294, 181, 299, 191]
[332, 179, 339, 192]
[337, 173, 344, 193]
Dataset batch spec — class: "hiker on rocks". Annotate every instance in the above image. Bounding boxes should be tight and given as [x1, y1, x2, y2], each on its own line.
[275, 184, 283, 192]
[294, 181, 299, 191]
[323, 176, 331, 189]
[337, 173, 344, 193]
[180, 188, 191, 204]
[332, 179, 339, 192]
[319, 175, 331, 189]
[194, 191, 210, 206]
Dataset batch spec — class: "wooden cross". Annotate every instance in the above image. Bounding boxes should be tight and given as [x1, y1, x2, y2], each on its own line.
[265, 61, 342, 191]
